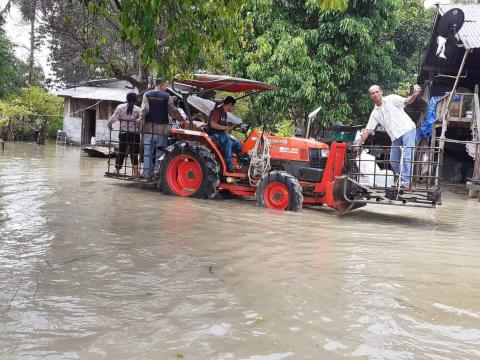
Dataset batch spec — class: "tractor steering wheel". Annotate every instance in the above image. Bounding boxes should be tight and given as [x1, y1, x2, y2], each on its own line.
[232, 122, 251, 138]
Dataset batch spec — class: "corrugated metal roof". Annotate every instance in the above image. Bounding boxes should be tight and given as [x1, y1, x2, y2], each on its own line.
[439, 4, 480, 49]
[57, 84, 243, 123]
[56, 86, 135, 102]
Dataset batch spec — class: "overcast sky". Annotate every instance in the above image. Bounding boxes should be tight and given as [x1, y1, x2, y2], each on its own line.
[1, 1, 52, 77]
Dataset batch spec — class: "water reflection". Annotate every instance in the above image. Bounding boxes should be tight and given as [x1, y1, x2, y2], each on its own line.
[0, 142, 479, 359]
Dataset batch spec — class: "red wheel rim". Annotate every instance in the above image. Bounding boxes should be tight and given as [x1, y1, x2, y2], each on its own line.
[166, 154, 203, 196]
[264, 182, 290, 210]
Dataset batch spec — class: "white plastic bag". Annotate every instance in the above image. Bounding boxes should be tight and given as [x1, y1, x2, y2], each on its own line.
[466, 143, 476, 159]
[356, 150, 394, 187]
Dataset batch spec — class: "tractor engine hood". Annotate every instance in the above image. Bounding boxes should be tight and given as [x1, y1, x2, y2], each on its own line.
[243, 130, 329, 163]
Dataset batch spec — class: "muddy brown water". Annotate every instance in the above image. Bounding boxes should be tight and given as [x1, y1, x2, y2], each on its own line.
[1, 142, 479, 360]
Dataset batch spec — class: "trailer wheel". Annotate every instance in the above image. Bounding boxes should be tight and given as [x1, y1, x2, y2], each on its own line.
[256, 171, 303, 211]
[159, 141, 220, 199]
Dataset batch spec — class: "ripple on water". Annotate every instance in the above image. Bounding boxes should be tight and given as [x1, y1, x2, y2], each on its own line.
[1, 142, 480, 359]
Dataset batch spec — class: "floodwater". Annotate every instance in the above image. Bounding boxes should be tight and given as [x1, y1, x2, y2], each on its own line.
[1, 142, 479, 360]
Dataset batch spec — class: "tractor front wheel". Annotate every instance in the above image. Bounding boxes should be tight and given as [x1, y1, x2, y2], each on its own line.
[256, 171, 303, 212]
[159, 141, 220, 199]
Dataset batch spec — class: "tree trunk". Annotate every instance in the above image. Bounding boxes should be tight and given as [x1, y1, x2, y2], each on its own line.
[27, 0, 36, 86]
[139, 63, 149, 89]
[36, 119, 46, 145]
[7, 119, 14, 141]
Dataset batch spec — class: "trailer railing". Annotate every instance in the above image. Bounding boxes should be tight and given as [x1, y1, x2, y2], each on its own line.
[343, 144, 442, 205]
[105, 121, 176, 182]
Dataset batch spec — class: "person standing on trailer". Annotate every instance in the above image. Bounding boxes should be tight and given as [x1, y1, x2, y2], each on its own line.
[107, 92, 142, 178]
[141, 79, 184, 179]
[356, 85, 422, 188]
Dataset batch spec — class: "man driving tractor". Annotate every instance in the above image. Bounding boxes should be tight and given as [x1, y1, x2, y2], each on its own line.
[206, 96, 248, 172]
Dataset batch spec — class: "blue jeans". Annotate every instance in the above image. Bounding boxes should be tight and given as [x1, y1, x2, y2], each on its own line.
[391, 128, 416, 186]
[143, 134, 168, 178]
[211, 133, 243, 171]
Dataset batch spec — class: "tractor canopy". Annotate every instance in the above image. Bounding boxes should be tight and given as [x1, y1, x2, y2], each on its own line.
[176, 74, 279, 93]
[172, 74, 278, 125]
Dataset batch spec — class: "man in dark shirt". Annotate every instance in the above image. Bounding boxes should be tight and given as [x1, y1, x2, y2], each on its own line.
[141, 79, 184, 179]
[206, 96, 245, 172]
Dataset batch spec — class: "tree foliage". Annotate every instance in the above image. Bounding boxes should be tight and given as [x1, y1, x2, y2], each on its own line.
[315, 0, 348, 12]
[0, 1, 11, 22]
[392, 0, 435, 83]
[0, 22, 24, 98]
[12, 0, 41, 86]
[232, 0, 433, 135]
[36, 0, 247, 89]
[37, 0, 350, 87]
[5, 0, 434, 140]
[0, 87, 63, 141]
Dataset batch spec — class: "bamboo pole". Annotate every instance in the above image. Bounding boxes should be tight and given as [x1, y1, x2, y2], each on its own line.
[438, 49, 471, 151]
[435, 49, 471, 185]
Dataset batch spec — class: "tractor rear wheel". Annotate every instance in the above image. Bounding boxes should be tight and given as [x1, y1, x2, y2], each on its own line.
[256, 171, 303, 211]
[159, 141, 220, 199]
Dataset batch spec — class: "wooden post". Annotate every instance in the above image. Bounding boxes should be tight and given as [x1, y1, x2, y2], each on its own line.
[437, 49, 471, 183]
[439, 49, 471, 151]
[458, 94, 464, 121]
[472, 85, 480, 186]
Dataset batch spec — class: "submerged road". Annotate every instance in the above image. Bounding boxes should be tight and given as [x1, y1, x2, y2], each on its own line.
[1, 142, 479, 359]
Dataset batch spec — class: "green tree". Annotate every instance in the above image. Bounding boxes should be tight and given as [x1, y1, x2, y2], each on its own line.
[316, 0, 348, 11]
[13, 0, 43, 86]
[75, 0, 351, 86]
[0, 21, 24, 98]
[35, 0, 351, 86]
[0, 87, 63, 143]
[392, 0, 435, 84]
[232, 0, 433, 135]
[233, 0, 404, 133]
[53, 0, 247, 89]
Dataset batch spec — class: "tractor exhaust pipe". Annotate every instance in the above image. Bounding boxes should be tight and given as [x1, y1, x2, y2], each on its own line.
[306, 106, 321, 139]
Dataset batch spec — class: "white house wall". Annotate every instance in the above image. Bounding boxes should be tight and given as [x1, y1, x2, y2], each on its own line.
[96, 119, 118, 142]
[63, 116, 82, 144]
[62, 97, 118, 145]
[61, 98, 79, 144]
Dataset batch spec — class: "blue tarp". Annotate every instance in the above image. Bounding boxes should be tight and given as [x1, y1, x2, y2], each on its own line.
[417, 95, 460, 141]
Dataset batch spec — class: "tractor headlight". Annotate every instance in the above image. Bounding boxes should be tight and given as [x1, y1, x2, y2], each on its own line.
[321, 149, 329, 157]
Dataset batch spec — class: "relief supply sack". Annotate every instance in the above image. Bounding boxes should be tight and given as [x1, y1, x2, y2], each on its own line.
[356, 150, 394, 188]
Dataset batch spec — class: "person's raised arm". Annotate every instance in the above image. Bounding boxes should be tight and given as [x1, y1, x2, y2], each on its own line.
[404, 86, 421, 106]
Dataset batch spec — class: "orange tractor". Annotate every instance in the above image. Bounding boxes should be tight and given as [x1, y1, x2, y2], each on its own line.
[110, 74, 442, 213]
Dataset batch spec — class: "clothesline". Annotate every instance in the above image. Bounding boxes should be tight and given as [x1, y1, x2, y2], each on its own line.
[0, 100, 105, 118]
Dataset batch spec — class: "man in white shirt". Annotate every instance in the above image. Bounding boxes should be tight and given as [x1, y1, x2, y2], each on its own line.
[356, 85, 421, 188]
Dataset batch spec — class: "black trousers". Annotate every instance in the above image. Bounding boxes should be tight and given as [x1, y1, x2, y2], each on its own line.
[116, 132, 140, 170]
